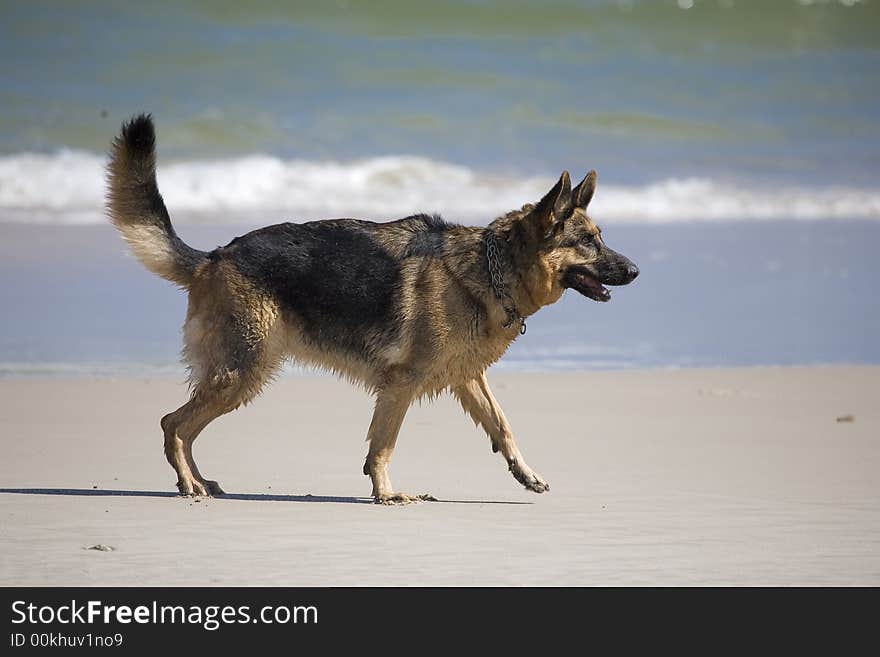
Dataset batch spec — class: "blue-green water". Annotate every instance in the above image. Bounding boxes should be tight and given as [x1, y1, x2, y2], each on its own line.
[1, 0, 879, 223]
[0, 1, 878, 374]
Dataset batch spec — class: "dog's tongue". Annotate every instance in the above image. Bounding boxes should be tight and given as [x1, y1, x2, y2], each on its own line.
[592, 283, 611, 302]
[576, 271, 610, 301]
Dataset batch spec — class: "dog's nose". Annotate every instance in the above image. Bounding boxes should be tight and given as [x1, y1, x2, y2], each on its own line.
[627, 264, 639, 281]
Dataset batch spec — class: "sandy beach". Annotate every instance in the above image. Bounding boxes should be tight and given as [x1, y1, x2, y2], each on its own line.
[0, 366, 877, 586]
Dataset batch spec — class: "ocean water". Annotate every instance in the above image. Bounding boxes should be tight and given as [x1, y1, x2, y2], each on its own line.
[0, 1, 878, 375]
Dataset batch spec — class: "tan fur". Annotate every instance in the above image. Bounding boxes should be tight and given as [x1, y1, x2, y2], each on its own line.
[157, 199, 615, 502]
[113, 223, 181, 282]
[161, 261, 287, 496]
[107, 120, 630, 503]
[105, 122, 202, 288]
[162, 226, 547, 502]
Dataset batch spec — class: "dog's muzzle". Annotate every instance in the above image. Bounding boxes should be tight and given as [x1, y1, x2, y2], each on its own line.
[564, 248, 639, 302]
[563, 266, 612, 302]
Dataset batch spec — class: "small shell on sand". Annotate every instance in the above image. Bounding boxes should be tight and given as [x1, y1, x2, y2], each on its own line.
[836, 415, 855, 423]
[85, 544, 115, 552]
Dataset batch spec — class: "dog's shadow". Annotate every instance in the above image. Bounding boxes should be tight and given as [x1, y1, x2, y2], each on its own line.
[0, 488, 531, 505]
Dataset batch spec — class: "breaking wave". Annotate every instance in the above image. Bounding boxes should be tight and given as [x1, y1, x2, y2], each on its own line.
[2, 149, 879, 225]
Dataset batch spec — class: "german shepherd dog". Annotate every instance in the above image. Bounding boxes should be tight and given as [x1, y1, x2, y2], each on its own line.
[106, 115, 638, 503]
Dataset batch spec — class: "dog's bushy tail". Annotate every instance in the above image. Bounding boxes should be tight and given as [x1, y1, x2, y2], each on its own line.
[106, 114, 206, 287]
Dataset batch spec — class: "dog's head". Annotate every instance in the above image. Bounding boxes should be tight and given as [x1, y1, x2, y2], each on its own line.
[513, 170, 639, 306]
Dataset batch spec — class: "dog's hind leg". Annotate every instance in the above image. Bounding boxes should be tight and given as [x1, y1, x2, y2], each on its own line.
[160, 402, 199, 496]
[362, 382, 435, 505]
[181, 410, 225, 495]
[161, 260, 284, 496]
[162, 348, 279, 496]
[161, 393, 228, 496]
[160, 380, 250, 496]
[452, 372, 549, 494]
[163, 310, 281, 496]
[162, 333, 282, 497]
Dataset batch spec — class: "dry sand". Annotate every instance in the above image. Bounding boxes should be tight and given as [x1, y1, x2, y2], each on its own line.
[0, 367, 878, 586]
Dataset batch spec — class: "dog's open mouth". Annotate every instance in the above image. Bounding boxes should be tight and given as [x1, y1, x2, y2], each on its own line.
[563, 266, 610, 302]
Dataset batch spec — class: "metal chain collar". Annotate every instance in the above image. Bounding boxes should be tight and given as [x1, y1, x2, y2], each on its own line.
[484, 231, 526, 335]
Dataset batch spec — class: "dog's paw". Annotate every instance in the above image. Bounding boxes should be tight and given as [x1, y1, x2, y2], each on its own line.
[374, 492, 437, 505]
[509, 462, 550, 493]
[176, 477, 225, 497]
[204, 479, 226, 496]
[176, 478, 203, 497]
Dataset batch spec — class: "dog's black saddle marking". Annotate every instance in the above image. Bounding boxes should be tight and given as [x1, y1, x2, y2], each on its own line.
[224, 220, 402, 353]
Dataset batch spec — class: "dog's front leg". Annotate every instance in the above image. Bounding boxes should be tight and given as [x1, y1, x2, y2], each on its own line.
[363, 384, 435, 505]
[452, 373, 550, 494]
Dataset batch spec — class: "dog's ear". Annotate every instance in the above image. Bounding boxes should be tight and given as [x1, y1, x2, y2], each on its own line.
[530, 170, 572, 236]
[572, 169, 597, 209]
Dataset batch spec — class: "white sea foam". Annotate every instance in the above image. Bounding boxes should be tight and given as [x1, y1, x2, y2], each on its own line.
[2, 149, 879, 225]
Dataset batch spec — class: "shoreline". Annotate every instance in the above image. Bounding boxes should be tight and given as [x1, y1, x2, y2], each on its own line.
[1, 361, 878, 381]
[3, 222, 879, 372]
[1, 366, 878, 585]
